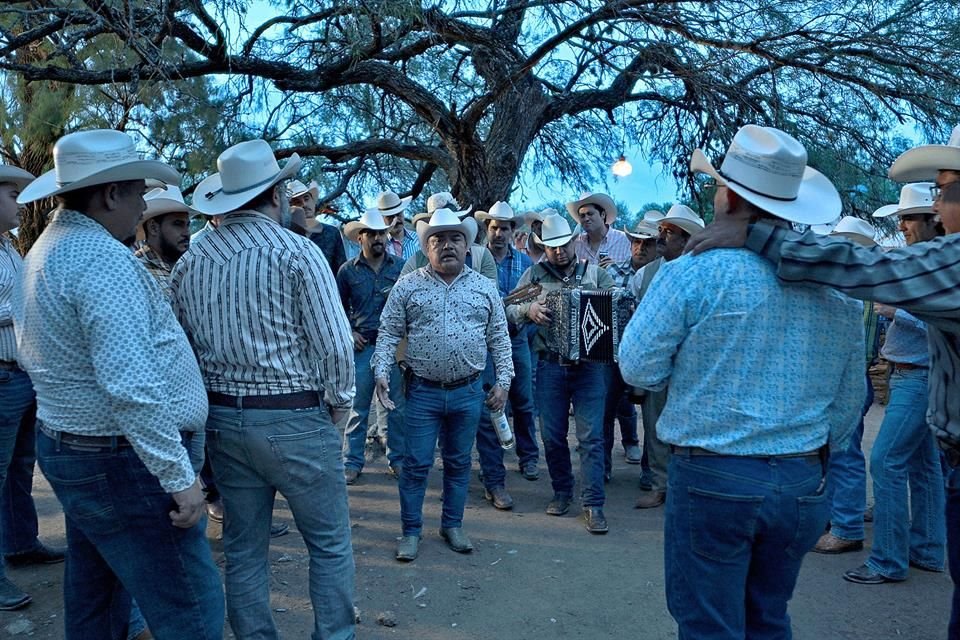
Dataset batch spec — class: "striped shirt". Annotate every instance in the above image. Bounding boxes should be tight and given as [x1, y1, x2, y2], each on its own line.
[171, 210, 355, 408]
[387, 227, 421, 261]
[0, 236, 21, 362]
[576, 227, 631, 264]
[745, 222, 960, 450]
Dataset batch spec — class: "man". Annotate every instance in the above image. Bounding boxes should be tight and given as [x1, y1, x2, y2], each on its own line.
[630, 204, 704, 509]
[567, 192, 631, 267]
[402, 193, 498, 280]
[477, 201, 539, 494]
[338, 209, 406, 483]
[173, 139, 356, 639]
[13, 129, 223, 638]
[135, 185, 194, 297]
[520, 208, 551, 262]
[377, 190, 420, 260]
[506, 213, 615, 534]
[621, 125, 864, 638]
[290, 178, 347, 274]
[373, 208, 513, 561]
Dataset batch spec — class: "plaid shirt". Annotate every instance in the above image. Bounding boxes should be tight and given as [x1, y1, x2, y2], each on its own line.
[494, 246, 533, 299]
[606, 258, 637, 288]
[134, 245, 174, 300]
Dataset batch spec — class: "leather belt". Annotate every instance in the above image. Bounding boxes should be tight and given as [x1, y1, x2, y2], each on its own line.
[207, 391, 321, 410]
[891, 362, 926, 371]
[671, 445, 820, 459]
[539, 351, 576, 366]
[39, 423, 132, 448]
[0, 361, 19, 371]
[411, 371, 481, 390]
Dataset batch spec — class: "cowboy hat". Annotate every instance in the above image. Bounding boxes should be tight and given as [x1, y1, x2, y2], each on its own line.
[888, 125, 960, 182]
[658, 204, 705, 236]
[566, 192, 618, 224]
[872, 182, 935, 218]
[524, 207, 557, 226]
[416, 208, 475, 247]
[18, 130, 180, 204]
[193, 140, 301, 215]
[534, 213, 577, 247]
[412, 204, 472, 226]
[829, 216, 877, 246]
[0, 165, 35, 190]
[376, 190, 412, 217]
[475, 201, 516, 223]
[288, 179, 319, 201]
[142, 185, 200, 223]
[689, 124, 840, 225]
[344, 208, 391, 242]
[625, 219, 659, 241]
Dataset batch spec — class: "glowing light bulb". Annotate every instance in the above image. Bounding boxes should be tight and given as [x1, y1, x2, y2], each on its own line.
[612, 155, 633, 177]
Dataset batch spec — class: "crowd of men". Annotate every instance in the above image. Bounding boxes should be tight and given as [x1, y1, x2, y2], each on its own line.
[0, 121, 957, 640]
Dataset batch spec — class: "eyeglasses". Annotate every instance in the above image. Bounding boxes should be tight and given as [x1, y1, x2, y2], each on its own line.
[930, 180, 960, 201]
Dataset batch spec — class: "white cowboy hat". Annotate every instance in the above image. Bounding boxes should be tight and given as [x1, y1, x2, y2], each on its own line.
[426, 191, 461, 214]
[412, 204, 472, 226]
[0, 165, 35, 190]
[689, 124, 840, 225]
[193, 140, 301, 215]
[888, 125, 960, 182]
[872, 182, 935, 218]
[416, 208, 475, 247]
[566, 192, 618, 224]
[475, 201, 516, 223]
[642, 209, 665, 224]
[376, 190, 412, 217]
[18, 130, 180, 204]
[829, 216, 877, 246]
[658, 204, 705, 236]
[625, 220, 659, 241]
[524, 207, 557, 226]
[343, 208, 391, 242]
[534, 213, 576, 247]
[288, 179, 319, 200]
[142, 185, 200, 223]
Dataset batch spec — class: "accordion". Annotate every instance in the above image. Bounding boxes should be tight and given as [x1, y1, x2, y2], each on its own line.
[544, 288, 634, 364]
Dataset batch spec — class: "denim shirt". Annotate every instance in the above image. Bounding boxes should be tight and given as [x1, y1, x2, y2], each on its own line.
[880, 309, 929, 367]
[494, 246, 533, 299]
[336, 253, 403, 342]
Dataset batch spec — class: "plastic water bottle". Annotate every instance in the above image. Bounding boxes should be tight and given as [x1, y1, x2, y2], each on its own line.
[490, 408, 515, 450]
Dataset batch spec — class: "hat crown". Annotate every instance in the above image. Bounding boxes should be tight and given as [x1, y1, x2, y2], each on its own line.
[948, 125, 960, 147]
[719, 125, 807, 200]
[899, 182, 934, 210]
[539, 213, 574, 243]
[487, 201, 514, 220]
[287, 179, 309, 195]
[53, 130, 140, 186]
[832, 216, 876, 237]
[359, 208, 389, 228]
[145, 185, 187, 206]
[427, 192, 458, 213]
[377, 190, 402, 210]
[216, 140, 283, 195]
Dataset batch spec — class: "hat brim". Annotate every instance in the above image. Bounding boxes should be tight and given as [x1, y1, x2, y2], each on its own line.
[290, 185, 320, 201]
[415, 220, 475, 248]
[192, 154, 301, 215]
[565, 194, 618, 224]
[534, 231, 576, 248]
[888, 145, 960, 182]
[344, 220, 391, 242]
[18, 160, 180, 205]
[690, 149, 840, 225]
[377, 196, 413, 217]
[0, 166, 36, 190]
[412, 206, 472, 226]
[475, 211, 516, 223]
[831, 231, 876, 247]
[658, 218, 704, 237]
[142, 199, 201, 222]
[872, 203, 934, 218]
[625, 229, 657, 241]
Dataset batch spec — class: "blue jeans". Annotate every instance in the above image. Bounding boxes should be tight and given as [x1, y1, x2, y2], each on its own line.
[665, 453, 828, 639]
[946, 465, 960, 638]
[868, 368, 945, 578]
[207, 404, 355, 640]
[476, 356, 506, 489]
[537, 360, 609, 507]
[0, 368, 41, 565]
[508, 334, 539, 467]
[603, 366, 639, 474]
[343, 344, 405, 471]
[37, 430, 224, 640]
[825, 375, 873, 540]
[400, 377, 483, 536]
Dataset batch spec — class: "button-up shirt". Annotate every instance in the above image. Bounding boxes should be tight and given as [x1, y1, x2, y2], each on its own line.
[134, 244, 174, 299]
[336, 253, 403, 341]
[881, 309, 929, 366]
[13, 209, 205, 493]
[619, 249, 864, 455]
[308, 222, 347, 276]
[606, 257, 638, 289]
[576, 227, 631, 264]
[386, 227, 420, 261]
[373, 265, 514, 389]
[171, 210, 355, 408]
[744, 223, 960, 449]
[493, 246, 532, 298]
[0, 236, 22, 362]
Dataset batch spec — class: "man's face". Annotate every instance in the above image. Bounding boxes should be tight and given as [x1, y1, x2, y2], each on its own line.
[898, 214, 941, 245]
[425, 230, 467, 274]
[152, 212, 191, 260]
[487, 219, 515, 251]
[657, 222, 689, 261]
[359, 228, 387, 257]
[933, 169, 960, 235]
[383, 212, 405, 238]
[0, 183, 21, 233]
[544, 238, 577, 268]
[631, 237, 657, 268]
[290, 191, 316, 218]
[578, 205, 605, 233]
[115, 180, 148, 241]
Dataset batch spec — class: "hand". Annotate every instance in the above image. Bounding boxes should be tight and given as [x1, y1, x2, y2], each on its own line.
[527, 300, 552, 326]
[598, 256, 614, 268]
[170, 478, 205, 528]
[684, 208, 752, 255]
[485, 384, 508, 412]
[375, 377, 395, 410]
[514, 231, 529, 250]
[352, 331, 368, 351]
[874, 303, 896, 319]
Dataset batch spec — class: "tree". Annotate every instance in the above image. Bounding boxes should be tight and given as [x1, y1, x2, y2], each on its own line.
[1, 0, 958, 220]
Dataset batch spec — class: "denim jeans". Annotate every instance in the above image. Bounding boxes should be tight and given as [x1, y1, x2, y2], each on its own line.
[665, 453, 828, 639]
[0, 368, 41, 564]
[400, 376, 483, 536]
[867, 368, 945, 578]
[508, 333, 539, 467]
[537, 360, 609, 507]
[824, 375, 873, 540]
[476, 355, 506, 489]
[206, 404, 355, 640]
[343, 344, 405, 471]
[603, 365, 639, 474]
[37, 430, 224, 640]
[946, 465, 960, 638]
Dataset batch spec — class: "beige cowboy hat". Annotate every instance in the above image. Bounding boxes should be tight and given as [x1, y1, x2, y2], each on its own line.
[376, 190, 413, 217]
[642, 209, 665, 224]
[690, 124, 840, 225]
[658, 204, 705, 236]
[566, 192, 618, 224]
[534, 213, 577, 247]
[412, 194, 472, 225]
[524, 207, 557, 226]
[828, 216, 877, 246]
[18, 130, 180, 204]
[625, 219, 659, 241]
[193, 140, 301, 215]
[416, 208, 475, 247]
[142, 185, 200, 223]
[288, 179, 319, 201]
[344, 208, 391, 242]
[888, 125, 960, 182]
[872, 182, 935, 218]
[0, 164, 35, 190]
[475, 201, 516, 223]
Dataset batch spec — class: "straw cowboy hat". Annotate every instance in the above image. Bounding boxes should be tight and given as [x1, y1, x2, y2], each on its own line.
[534, 213, 577, 247]
[0, 165, 35, 190]
[475, 201, 517, 223]
[288, 179, 319, 201]
[872, 182, 935, 218]
[193, 140, 301, 215]
[416, 208, 475, 247]
[889, 125, 960, 182]
[142, 185, 200, 223]
[689, 124, 840, 225]
[566, 192, 618, 224]
[642, 209, 665, 224]
[658, 204, 705, 236]
[625, 219, 659, 241]
[376, 190, 412, 217]
[524, 207, 557, 227]
[18, 129, 180, 204]
[829, 216, 877, 246]
[343, 208, 391, 242]
[412, 192, 472, 225]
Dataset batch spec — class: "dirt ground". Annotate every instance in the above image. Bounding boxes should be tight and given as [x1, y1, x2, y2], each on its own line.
[1, 404, 952, 639]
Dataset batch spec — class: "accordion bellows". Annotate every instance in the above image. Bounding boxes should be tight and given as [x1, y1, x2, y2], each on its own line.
[544, 289, 634, 364]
